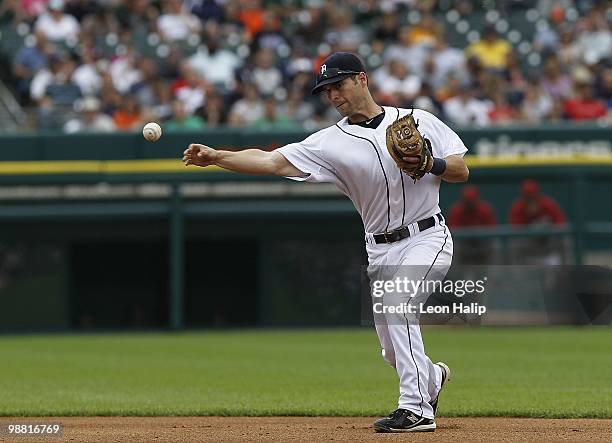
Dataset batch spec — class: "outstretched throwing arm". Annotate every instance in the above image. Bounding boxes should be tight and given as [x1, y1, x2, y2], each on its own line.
[182, 144, 306, 178]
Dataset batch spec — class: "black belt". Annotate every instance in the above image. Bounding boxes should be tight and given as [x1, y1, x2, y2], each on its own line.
[373, 213, 443, 244]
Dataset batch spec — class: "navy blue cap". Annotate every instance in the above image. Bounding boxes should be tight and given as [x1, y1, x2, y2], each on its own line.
[311, 52, 366, 95]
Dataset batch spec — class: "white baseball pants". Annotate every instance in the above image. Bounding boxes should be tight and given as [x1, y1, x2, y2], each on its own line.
[366, 218, 453, 419]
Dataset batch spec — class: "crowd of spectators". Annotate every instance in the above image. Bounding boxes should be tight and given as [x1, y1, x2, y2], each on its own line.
[0, 0, 610, 133]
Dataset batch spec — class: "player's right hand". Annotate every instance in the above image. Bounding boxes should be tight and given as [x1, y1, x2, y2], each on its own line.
[183, 144, 218, 168]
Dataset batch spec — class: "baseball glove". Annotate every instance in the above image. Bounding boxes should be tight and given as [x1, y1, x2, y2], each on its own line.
[385, 112, 433, 181]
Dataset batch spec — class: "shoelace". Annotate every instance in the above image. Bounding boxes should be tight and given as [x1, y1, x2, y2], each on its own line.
[389, 409, 407, 419]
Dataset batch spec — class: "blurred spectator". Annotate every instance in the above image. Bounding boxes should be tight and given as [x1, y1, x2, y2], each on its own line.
[508, 179, 568, 265]
[324, 7, 365, 52]
[372, 11, 399, 44]
[465, 24, 512, 71]
[115, 0, 158, 34]
[71, 45, 102, 97]
[443, 84, 492, 127]
[199, 91, 228, 127]
[20, 0, 48, 22]
[408, 14, 441, 46]
[34, 0, 80, 43]
[166, 100, 205, 131]
[113, 95, 143, 131]
[0, 0, 610, 131]
[150, 81, 174, 121]
[191, 0, 225, 23]
[248, 48, 283, 97]
[503, 52, 527, 92]
[30, 55, 80, 106]
[65, 0, 101, 23]
[129, 57, 161, 108]
[0, 0, 18, 25]
[384, 25, 428, 78]
[13, 30, 52, 103]
[448, 185, 498, 264]
[292, 1, 327, 45]
[109, 45, 143, 95]
[427, 31, 467, 91]
[251, 10, 287, 52]
[594, 66, 612, 113]
[189, 29, 241, 92]
[172, 64, 207, 115]
[521, 80, 554, 122]
[45, 60, 81, 108]
[157, 0, 202, 42]
[80, 4, 120, 43]
[250, 97, 298, 130]
[228, 83, 264, 126]
[488, 92, 519, 125]
[540, 55, 573, 100]
[63, 96, 115, 133]
[413, 93, 442, 116]
[509, 179, 566, 225]
[372, 59, 421, 106]
[158, 46, 182, 81]
[238, 0, 265, 38]
[576, 10, 612, 66]
[563, 73, 607, 121]
[279, 88, 315, 124]
[556, 25, 582, 66]
[448, 186, 497, 227]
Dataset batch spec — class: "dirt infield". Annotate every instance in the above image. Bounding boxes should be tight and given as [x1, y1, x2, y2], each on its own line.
[1, 417, 611, 442]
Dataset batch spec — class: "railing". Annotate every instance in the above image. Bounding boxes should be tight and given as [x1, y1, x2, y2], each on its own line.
[0, 79, 26, 132]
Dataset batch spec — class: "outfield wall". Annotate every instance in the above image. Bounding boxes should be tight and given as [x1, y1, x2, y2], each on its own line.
[0, 125, 610, 331]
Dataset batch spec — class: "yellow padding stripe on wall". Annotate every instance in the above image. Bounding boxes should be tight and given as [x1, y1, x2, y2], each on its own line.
[466, 155, 612, 168]
[0, 156, 609, 175]
[0, 159, 223, 174]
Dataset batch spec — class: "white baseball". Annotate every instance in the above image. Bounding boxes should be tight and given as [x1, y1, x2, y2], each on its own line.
[143, 122, 162, 142]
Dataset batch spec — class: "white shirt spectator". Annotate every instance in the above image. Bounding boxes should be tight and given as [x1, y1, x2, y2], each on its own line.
[30, 68, 53, 101]
[72, 63, 102, 96]
[157, 11, 201, 42]
[175, 85, 205, 115]
[384, 43, 429, 79]
[431, 47, 466, 90]
[109, 54, 142, 94]
[63, 96, 115, 133]
[229, 99, 264, 126]
[522, 86, 554, 122]
[372, 63, 421, 100]
[252, 67, 283, 96]
[188, 46, 241, 91]
[577, 29, 612, 66]
[34, 12, 80, 43]
[443, 95, 492, 127]
[64, 114, 115, 133]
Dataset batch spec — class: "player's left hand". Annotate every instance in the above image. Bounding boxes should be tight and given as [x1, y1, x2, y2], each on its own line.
[402, 155, 433, 173]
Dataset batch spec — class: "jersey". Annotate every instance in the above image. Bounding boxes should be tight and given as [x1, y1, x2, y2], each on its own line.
[276, 106, 468, 234]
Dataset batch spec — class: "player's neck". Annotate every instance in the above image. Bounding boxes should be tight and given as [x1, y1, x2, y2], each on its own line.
[347, 102, 384, 124]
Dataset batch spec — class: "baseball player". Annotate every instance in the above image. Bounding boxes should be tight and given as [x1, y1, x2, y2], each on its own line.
[183, 52, 469, 433]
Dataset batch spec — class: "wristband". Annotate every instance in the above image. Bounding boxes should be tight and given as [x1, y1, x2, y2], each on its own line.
[430, 157, 446, 176]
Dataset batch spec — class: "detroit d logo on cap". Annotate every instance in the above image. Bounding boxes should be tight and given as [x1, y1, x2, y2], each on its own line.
[320, 64, 327, 75]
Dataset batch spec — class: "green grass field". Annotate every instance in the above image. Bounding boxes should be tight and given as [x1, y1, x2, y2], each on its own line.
[0, 327, 610, 418]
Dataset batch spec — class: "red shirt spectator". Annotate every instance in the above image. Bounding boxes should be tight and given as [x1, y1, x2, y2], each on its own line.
[509, 179, 566, 225]
[564, 82, 606, 120]
[448, 186, 497, 227]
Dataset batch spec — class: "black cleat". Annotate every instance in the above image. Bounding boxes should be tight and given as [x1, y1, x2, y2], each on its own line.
[430, 362, 451, 415]
[373, 409, 436, 433]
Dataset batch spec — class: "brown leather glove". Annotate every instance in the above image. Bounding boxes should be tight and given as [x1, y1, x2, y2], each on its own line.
[385, 112, 433, 181]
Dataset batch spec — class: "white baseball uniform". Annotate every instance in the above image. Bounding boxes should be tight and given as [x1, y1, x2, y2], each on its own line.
[276, 106, 468, 419]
